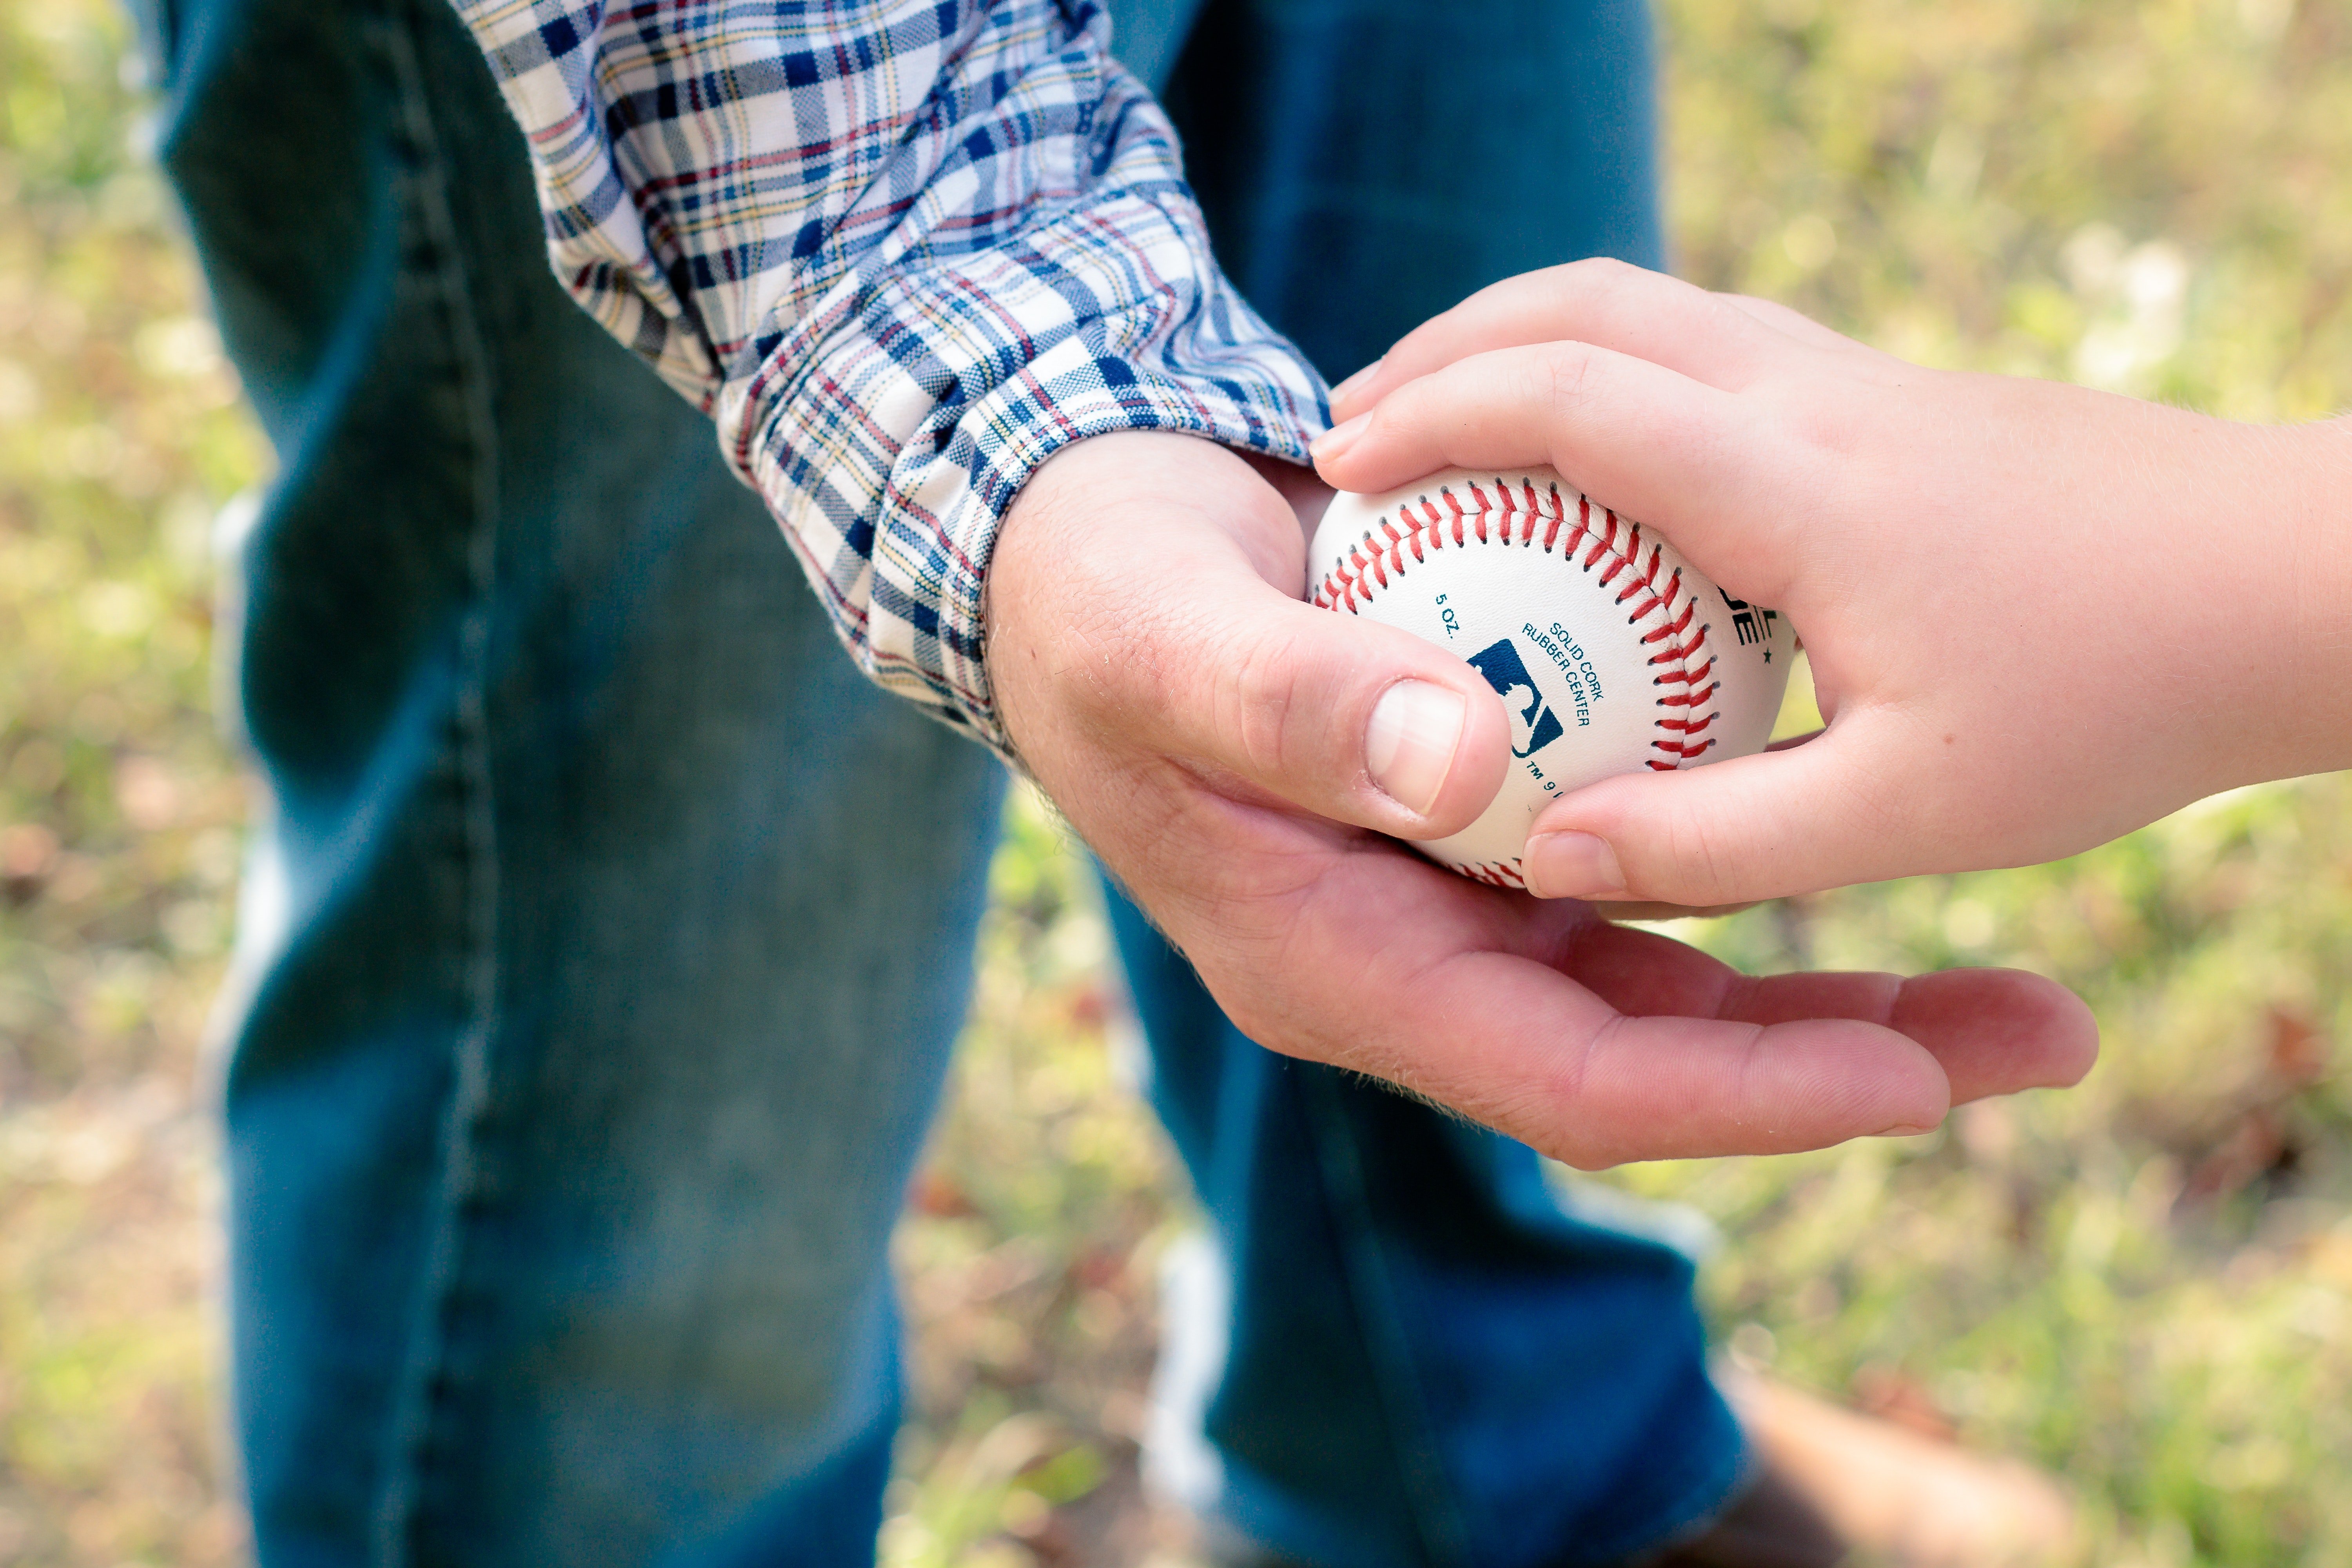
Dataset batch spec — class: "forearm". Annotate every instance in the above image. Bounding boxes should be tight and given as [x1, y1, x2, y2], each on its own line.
[2084, 400, 2352, 801]
[1940, 382, 2352, 810]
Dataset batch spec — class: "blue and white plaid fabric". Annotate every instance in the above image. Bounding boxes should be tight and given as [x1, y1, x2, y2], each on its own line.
[454, 0, 1327, 753]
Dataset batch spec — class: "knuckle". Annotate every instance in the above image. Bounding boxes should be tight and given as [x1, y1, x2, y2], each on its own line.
[1773, 392, 1860, 468]
[1652, 797, 1743, 906]
[1386, 359, 1478, 438]
[1535, 342, 1602, 419]
[1550, 254, 1636, 306]
[1361, 386, 1423, 448]
[1222, 622, 1307, 777]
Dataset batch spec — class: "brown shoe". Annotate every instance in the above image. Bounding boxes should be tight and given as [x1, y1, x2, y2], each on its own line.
[1657, 1368, 2082, 1568]
[1202, 1370, 2077, 1568]
[1639, 1459, 1848, 1568]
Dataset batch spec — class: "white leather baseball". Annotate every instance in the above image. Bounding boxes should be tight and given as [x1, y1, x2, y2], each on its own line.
[1309, 466, 1796, 887]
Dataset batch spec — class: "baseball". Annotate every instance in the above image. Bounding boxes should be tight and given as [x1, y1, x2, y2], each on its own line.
[1308, 466, 1796, 887]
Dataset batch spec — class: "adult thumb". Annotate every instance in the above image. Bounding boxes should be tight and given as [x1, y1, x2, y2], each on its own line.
[1161, 591, 1518, 839]
[1517, 721, 1912, 906]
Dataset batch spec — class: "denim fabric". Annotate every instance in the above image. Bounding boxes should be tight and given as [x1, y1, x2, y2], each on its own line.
[161, 2, 1002, 1560]
[151, 0, 1738, 1562]
[1156, 0, 1668, 378]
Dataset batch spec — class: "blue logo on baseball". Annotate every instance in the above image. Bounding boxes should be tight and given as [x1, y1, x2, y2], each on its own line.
[1467, 638, 1564, 759]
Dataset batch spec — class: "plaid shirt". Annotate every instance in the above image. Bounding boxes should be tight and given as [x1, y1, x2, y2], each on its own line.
[454, 0, 1327, 754]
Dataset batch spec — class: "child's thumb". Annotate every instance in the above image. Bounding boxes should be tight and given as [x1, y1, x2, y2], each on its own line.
[1517, 727, 1905, 907]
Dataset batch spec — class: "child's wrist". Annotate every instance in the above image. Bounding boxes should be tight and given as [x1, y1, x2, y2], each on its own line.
[2229, 416, 2352, 786]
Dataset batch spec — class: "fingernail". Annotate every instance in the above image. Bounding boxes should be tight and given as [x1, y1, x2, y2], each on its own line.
[1328, 359, 1383, 406]
[1365, 680, 1465, 817]
[1311, 411, 1371, 462]
[1521, 831, 1625, 900]
[1876, 1121, 1940, 1139]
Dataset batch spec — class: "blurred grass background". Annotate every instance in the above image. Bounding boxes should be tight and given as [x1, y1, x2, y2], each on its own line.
[3, 0, 2351, 1563]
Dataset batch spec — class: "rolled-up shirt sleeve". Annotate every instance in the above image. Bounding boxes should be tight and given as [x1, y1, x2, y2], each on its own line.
[453, 0, 1327, 754]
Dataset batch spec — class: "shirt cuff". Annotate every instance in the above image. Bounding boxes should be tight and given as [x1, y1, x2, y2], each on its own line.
[726, 187, 1328, 760]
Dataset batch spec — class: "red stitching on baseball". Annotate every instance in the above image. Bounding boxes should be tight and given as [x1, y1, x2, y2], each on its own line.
[1307, 476, 1731, 783]
[1641, 598, 1697, 646]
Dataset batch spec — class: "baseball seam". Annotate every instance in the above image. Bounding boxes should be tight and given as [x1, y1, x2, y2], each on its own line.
[1308, 475, 1720, 889]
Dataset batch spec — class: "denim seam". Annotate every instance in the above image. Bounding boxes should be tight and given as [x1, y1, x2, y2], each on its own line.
[365, 4, 505, 1562]
[1299, 1073, 1475, 1568]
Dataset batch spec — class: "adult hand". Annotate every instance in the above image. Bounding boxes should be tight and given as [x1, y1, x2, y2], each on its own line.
[1314, 260, 2352, 910]
[985, 430, 2095, 1166]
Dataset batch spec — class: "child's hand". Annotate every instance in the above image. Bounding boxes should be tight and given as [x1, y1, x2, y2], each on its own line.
[1313, 260, 2352, 907]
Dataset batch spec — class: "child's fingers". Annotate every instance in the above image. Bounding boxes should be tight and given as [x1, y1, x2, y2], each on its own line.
[1519, 719, 1918, 909]
[1718, 293, 1875, 356]
[1327, 259, 1796, 420]
[1313, 341, 1799, 593]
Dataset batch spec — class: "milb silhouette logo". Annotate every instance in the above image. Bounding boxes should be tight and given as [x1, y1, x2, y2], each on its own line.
[1467, 638, 1564, 759]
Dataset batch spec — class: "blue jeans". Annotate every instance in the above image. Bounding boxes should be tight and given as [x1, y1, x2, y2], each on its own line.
[148, 0, 1742, 1561]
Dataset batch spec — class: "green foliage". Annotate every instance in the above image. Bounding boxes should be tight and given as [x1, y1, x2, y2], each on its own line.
[1667, 0, 2352, 418]
[887, 791, 1186, 1566]
[1, 0, 264, 1560]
